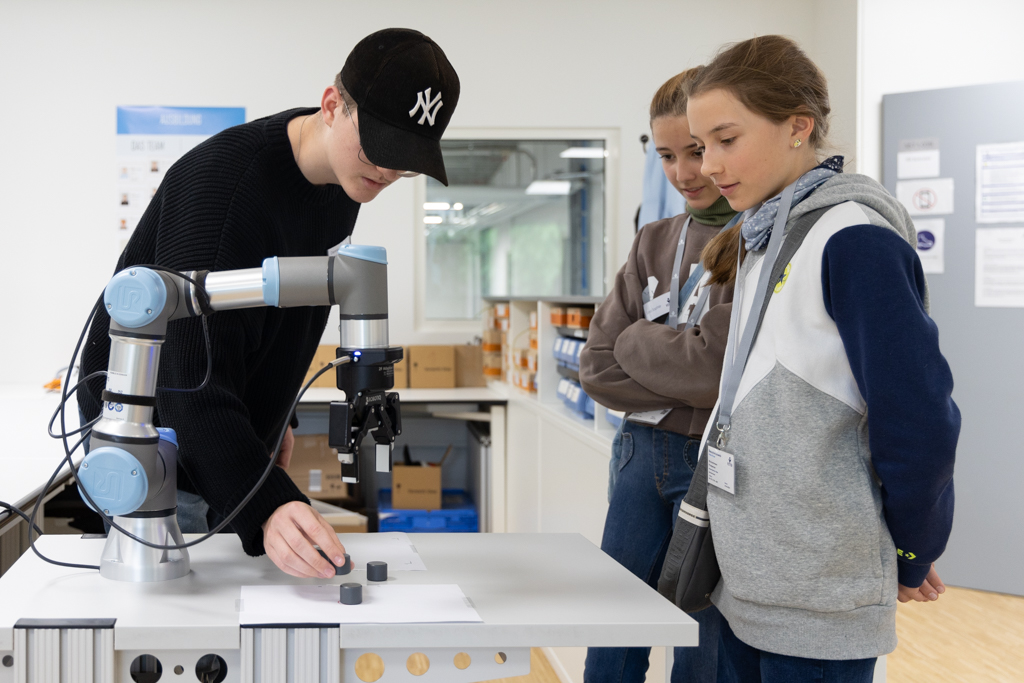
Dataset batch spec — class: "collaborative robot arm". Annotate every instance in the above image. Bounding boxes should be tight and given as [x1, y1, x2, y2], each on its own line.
[80, 244, 402, 581]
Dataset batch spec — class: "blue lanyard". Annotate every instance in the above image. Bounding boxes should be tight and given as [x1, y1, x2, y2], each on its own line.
[666, 212, 742, 330]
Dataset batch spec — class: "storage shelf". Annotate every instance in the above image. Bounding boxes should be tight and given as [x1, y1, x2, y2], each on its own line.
[483, 295, 605, 305]
[483, 298, 614, 442]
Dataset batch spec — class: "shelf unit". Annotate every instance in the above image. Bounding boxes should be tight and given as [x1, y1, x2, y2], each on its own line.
[484, 296, 617, 443]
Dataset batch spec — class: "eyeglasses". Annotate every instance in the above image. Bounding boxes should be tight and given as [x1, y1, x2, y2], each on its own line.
[344, 102, 420, 178]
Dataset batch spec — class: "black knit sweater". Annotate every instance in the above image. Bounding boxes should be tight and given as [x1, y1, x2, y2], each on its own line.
[81, 108, 359, 556]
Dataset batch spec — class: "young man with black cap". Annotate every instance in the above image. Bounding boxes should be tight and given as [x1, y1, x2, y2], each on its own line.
[80, 28, 460, 579]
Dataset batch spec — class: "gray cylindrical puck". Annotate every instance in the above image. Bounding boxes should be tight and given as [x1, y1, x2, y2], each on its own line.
[338, 553, 352, 576]
[340, 582, 362, 605]
[366, 561, 388, 582]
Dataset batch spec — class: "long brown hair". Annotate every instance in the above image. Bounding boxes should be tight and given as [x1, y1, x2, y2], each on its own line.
[649, 66, 702, 122]
[692, 35, 831, 285]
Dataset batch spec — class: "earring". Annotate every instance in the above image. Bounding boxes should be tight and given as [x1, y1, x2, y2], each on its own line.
[793, 139, 802, 148]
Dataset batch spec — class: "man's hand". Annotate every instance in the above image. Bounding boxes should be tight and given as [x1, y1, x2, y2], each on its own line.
[898, 564, 946, 603]
[275, 426, 295, 469]
[262, 501, 347, 579]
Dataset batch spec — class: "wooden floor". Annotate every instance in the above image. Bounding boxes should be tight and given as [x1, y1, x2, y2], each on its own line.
[486, 587, 1024, 683]
[485, 648, 564, 683]
[889, 585, 1024, 683]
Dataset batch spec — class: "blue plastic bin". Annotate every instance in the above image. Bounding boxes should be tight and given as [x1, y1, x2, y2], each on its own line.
[378, 489, 479, 533]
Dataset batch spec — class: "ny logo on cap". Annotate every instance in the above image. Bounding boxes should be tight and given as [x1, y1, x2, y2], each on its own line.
[409, 88, 443, 126]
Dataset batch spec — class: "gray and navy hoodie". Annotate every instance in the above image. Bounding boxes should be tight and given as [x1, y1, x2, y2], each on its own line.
[704, 172, 960, 660]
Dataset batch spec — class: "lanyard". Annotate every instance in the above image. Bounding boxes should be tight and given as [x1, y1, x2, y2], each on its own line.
[666, 216, 692, 330]
[715, 181, 798, 447]
[667, 213, 742, 330]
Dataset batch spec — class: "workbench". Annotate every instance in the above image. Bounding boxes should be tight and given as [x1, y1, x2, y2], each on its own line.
[0, 532, 696, 682]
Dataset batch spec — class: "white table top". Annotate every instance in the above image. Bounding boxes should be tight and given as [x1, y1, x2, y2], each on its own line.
[0, 385, 83, 516]
[300, 386, 509, 405]
[0, 533, 696, 652]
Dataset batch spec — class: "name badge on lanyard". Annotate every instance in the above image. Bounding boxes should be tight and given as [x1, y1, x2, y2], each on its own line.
[707, 183, 798, 495]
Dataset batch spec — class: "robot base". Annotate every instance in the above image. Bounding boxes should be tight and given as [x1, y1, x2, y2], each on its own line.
[99, 513, 190, 582]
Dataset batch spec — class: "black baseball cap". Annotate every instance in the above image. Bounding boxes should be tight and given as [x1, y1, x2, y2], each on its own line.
[340, 29, 460, 186]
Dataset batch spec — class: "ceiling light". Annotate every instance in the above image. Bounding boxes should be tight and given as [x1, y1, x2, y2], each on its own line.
[423, 202, 450, 210]
[423, 216, 443, 224]
[526, 180, 572, 195]
[559, 147, 608, 159]
[452, 202, 463, 211]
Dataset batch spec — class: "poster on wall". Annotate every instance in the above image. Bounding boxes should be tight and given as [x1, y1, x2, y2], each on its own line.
[976, 141, 1024, 224]
[895, 177, 954, 216]
[116, 106, 245, 251]
[975, 227, 1024, 308]
[914, 218, 945, 274]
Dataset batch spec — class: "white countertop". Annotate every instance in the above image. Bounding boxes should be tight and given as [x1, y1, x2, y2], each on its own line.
[0, 385, 84, 516]
[300, 385, 509, 405]
[0, 532, 695, 652]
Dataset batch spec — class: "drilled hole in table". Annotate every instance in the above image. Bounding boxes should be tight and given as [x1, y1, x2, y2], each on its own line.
[195, 654, 227, 683]
[495, 651, 508, 664]
[454, 652, 472, 669]
[130, 654, 162, 683]
[173, 665, 184, 675]
[355, 653, 384, 682]
[407, 652, 430, 675]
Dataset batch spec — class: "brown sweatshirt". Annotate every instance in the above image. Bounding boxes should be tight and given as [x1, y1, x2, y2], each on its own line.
[579, 214, 733, 438]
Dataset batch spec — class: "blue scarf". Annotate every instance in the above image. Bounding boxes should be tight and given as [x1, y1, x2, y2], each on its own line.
[741, 156, 844, 251]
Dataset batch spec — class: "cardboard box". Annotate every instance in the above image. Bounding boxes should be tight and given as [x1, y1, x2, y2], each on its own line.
[304, 345, 340, 389]
[287, 434, 347, 499]
[482, 329, 502, 352]
[454, 344, 486, 387]
[309, 499, 367, 533]
[392, 464, 442, 510]
[392, 347, 408, 389]
[550, 306, 567, 326]
[566, 307, 594, 329]
[408, 346, 456, 388]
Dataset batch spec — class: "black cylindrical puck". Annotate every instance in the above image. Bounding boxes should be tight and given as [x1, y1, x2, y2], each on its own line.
[338, 553, 352, 575]
[340, 582, 362, 605]
[367, 561, 388, 582]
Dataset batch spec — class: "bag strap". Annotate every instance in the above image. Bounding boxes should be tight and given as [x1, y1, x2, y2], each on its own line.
[683, 205, 832, 511]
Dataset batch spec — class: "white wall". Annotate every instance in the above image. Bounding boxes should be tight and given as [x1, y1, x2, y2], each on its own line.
[858, 0, 1024, 180]
[0, 0, 856, 384]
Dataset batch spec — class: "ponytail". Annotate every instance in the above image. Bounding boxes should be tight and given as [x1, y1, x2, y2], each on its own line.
[702, 222, 744, 286]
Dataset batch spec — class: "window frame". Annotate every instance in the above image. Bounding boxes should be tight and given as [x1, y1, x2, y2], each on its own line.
[413, 126, 620, 333]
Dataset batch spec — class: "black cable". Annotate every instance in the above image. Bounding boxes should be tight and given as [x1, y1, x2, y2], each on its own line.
[25, 431, 100, 571]
[47, 370, 106, 439]
[128, 264, 214, 394]
[47, 263, 347, 557]
[0, 502, 45, 536]
[158, 314, 212, 394]
[68, 357, 349, 552]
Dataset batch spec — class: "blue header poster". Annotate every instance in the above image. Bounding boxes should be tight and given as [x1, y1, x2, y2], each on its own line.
[115, 106, 245, 247]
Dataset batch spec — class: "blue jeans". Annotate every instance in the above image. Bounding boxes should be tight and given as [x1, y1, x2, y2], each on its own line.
[719, 618, 876, 683]
[585, 421, 724, 683]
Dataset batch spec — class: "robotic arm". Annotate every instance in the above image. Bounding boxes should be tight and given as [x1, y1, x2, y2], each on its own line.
[79, 245, 402, 582]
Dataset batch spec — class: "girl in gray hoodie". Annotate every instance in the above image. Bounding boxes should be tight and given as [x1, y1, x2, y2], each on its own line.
[685, 35, 959, 683]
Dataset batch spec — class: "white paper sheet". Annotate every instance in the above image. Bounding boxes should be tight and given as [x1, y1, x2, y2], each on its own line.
[239, 583, 482, 625]
[896, 178, 954, 216]
[336, 532, 427, 571]
[975, 228, 1024, 307]
[976, 142, 1024, 223]
[914, 218, 945, 274]
[898, 149, 940, 179]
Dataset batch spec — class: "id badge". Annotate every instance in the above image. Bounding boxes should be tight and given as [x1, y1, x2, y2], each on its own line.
[628, 409, 671, 425]
[707, 446, 736, 494]
[643, 292, 670, 321]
